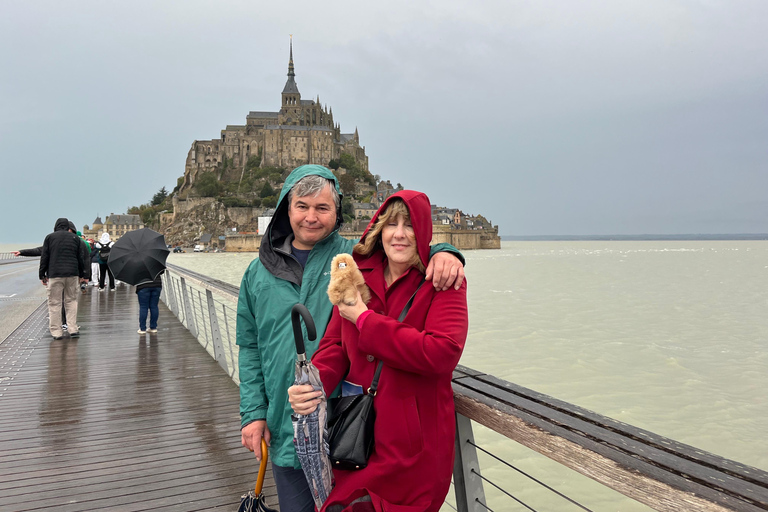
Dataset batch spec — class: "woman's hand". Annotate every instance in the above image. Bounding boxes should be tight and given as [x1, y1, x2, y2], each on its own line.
[288, 384, 323, 415]
[337, 289, 368, 324]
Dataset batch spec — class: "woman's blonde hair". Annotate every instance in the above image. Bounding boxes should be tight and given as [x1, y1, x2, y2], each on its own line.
[353, 199, 425, 273]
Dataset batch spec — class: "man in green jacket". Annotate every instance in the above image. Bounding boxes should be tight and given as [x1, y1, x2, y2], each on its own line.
[236, 165, 464, 512]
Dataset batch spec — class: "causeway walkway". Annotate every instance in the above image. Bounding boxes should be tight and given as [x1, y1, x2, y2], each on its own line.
[0, 273, 278, 512]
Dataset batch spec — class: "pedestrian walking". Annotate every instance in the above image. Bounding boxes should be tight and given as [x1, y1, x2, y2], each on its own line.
[136, 272, 163, 334]
[39, 218, 88, 339]
[94, 233, 115, 291]
[89, 239, 100, 286]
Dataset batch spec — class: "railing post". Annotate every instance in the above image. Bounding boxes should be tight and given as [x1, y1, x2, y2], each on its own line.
[180, 277, 198, 338]
[453, 413, 486, 512]
[164, 272, 178, 316]
[206, 289, 230, 375]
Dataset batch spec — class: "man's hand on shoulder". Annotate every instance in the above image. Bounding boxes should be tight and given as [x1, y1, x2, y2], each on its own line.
[425, 251, 465, 291]
[241, 420, 271, 460]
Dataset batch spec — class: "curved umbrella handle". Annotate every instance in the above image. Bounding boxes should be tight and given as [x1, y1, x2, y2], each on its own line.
[255, 438, 269, 495]
[291, 303, 316, 357]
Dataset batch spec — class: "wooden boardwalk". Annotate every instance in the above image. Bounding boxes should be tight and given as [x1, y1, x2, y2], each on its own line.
[0, 285, 278, 511]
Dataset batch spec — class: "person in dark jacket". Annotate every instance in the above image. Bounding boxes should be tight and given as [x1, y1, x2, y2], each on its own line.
[89, 239, 100, 286]
[40, 218, 88, 339]
[136, 271, 163, 334]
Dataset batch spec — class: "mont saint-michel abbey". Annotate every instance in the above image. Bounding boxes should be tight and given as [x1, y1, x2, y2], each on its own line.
[179, 40, 367, 192]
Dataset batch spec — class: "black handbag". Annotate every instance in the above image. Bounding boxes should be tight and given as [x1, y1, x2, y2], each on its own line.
[326, 278, 424, 470]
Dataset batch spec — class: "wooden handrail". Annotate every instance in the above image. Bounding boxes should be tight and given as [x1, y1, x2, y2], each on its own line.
[452, 365, 768, 512]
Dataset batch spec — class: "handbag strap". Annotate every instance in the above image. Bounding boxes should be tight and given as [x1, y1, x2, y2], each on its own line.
[368, 277, 426, 395]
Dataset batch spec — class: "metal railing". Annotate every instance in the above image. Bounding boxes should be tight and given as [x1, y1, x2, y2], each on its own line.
[160, 263, 768, 512]
[1, 252, 33, 260]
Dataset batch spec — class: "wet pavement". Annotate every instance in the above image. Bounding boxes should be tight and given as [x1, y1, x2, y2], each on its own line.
[0, 282, 278, 511]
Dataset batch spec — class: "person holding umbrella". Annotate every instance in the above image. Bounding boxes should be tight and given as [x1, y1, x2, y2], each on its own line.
[288, 190, 468, 512]
[236, 166, 465, 512]
[107, 228, 170, 334]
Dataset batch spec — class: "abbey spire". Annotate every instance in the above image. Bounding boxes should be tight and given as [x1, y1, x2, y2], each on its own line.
[281, 35, 300, 103]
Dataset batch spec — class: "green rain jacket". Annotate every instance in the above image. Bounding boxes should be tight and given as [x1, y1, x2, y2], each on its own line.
[236, 164, 463, 468]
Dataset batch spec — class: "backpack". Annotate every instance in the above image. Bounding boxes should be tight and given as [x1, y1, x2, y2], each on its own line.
[98, 243, 111, 264]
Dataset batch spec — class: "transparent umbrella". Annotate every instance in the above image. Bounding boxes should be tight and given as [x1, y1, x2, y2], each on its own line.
[291, 303, 334, 509]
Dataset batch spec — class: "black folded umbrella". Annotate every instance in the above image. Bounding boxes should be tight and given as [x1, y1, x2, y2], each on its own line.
[107, 228, 170, 286]
[239, 438, 278, 512]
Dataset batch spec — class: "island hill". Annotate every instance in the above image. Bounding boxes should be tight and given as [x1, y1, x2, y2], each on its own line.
[126, 39, 501, 251]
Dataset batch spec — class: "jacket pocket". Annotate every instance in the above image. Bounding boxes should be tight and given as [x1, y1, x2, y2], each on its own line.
[401, 395, 423, 455]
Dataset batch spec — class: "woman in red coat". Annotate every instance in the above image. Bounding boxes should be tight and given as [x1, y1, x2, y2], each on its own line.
[289, 190, 468, 512]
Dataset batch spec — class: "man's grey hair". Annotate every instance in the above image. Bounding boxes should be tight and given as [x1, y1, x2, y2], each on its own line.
[288, 174, 340, 210]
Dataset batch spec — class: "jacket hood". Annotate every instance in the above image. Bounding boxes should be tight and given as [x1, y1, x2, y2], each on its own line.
[258, 165, 343, 284]
[100, 233, 111, 244]
[268, 164, 343, 245]
[359, 190, 432, 269]
[54, 218, 70, 232]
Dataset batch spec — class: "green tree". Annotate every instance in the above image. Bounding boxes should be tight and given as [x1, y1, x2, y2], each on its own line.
[341, 196, 354, 220]
[196, 172, 222, 197]
[338, 174, 357, 197]
[260, 182, 275, 198]
[328, 159, 339, 170]
[151, 186, 168, 206]
[262, 196, 277, 208]
[245, 155, 261, 171]
[338, 152, 356, 170]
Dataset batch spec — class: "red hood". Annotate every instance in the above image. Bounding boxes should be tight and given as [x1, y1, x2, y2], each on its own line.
[358, 190, 432, 269]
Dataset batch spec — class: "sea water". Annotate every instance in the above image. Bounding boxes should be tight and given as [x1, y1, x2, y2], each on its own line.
[167, 241, 768, 510]
[7, 241, 764, 510]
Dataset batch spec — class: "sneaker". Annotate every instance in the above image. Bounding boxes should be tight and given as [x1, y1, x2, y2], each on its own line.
[110, 288, 116, 292]
[99, 288, 104, 292]
[137, 329, 146, 334]
[148, 328, 158, 333]
[52, 335, 63, 340]
[70, 331, 80, 338]
[62, 324, 68, 330]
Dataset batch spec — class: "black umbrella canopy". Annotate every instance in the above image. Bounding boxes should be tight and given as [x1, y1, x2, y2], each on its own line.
[108, 228, 170, 286]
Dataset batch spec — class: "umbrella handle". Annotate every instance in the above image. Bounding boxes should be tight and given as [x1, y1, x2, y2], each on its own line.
[255, 438, 269, 495]
[291, 304, 316, 357]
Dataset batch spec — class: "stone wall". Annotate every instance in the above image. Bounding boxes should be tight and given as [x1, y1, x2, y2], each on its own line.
[222, 227, 500, 252]
[224, 234, 263, 252]
[172, 196, 217, 220]
[226, 207, 261, 226]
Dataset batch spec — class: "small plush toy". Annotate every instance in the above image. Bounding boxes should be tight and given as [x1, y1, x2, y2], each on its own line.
[327, 253, 371, 306]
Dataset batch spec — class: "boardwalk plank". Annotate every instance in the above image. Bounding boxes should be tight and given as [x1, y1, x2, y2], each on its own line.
[0, 287, 279, 511]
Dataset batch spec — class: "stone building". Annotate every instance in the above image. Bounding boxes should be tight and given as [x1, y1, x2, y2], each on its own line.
[83, 214, 144, 241]
[178, 38, 368, 195]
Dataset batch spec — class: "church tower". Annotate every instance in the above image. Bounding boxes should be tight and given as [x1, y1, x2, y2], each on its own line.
[280, 36, 301, 125]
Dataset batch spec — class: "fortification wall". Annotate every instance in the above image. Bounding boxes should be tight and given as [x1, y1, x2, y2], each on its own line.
[172, 196, 217, 217]
[226, 207, 260, 226]
[224, 234, 262, 252]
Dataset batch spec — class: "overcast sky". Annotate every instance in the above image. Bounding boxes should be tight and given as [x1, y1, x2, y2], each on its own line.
[2, 0, 767, 243]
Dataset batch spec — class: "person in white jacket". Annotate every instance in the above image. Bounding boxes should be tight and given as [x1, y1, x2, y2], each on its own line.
[94, 233, 115, 291]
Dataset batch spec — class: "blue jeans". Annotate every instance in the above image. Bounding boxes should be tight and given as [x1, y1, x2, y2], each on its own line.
[137, 287, 161, 330]
[271, 463, 314, 512]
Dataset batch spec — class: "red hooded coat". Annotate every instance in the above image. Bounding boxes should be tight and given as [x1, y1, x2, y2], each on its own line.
[313, 190, 469, 512]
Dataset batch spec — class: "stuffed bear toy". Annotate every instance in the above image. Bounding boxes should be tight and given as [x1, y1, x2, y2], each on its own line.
[327, 253, 371, 306]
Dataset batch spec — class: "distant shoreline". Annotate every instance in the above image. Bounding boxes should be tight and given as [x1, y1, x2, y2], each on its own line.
[501, 234, 768, 241]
